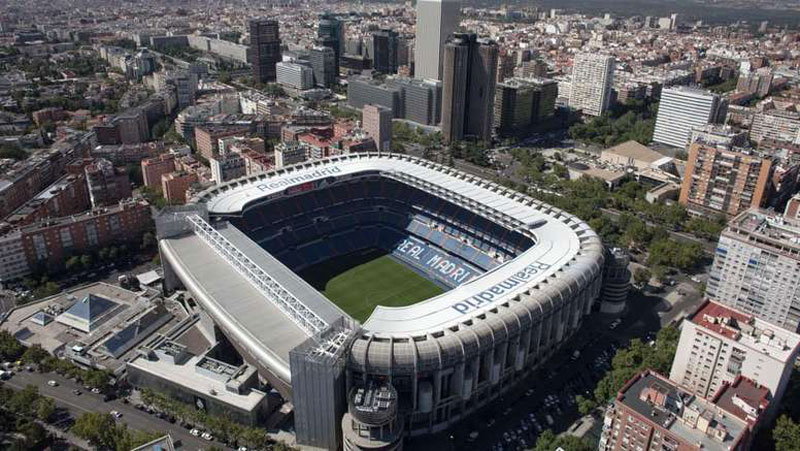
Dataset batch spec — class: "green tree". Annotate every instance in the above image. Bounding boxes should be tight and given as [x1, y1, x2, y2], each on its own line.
[79, 254, 92, 270]
[594, 326, 680, 403]
[36, 397, 56, 422]
[65, 255, 81, 272]
[8, 385, 40, 416]
[576, 394, 597, 416]
[633, 267, 651, 288]
[83, 369, 111, 389]
[534, 429, 594, 451]
[0, 145, 28, 160]
[15, 420, 49, 449]
[0, 330, 25, 361]
[72, 412, 118, 449]
[22, 344, 49, 364]
[774, 415, 800, 451]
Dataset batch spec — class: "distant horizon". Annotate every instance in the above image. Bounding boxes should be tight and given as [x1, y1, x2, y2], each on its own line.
[462, 0, 800, 27]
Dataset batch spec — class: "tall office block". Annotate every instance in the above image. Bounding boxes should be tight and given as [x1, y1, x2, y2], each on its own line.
[318, 13, 344, 71]
[392, 78, 442, 126]
[347, 76, 402, 116]
[415, 0, 461, 81]
[494, 79, 535, 137]
[706, 209, 800, 332]
[363, 104, 392, 151]
[370, 29, 399, 74]
[531, 78, 558, 123]
[310, 46, 337, 88]
[441, 33, 498, 143]
[669, 300, 799, 405]
[276, 61, 314, 90]
[652, 87, 727, 148]
[568, 53, 614, 117]
[493, 77, 558, 138]
[249, 18, 281, 83]
[679, 126, 773, 217]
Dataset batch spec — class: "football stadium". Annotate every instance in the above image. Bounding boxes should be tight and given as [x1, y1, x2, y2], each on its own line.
[157, 153, 604, 450]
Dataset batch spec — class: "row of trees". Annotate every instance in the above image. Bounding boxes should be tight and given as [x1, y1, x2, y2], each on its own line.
[532, 176, 707, 273]
[568, 100, 658, 147]
[0, 145, 28, 160]
[21, 344, 112, 389]
[72, 412, 163, 451]
[574, 326, 680, 415]
[0, 384, 55, 450]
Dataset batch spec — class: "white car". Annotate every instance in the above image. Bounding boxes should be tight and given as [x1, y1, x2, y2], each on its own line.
[201, 432, 214, 441]
[47, 380, 58, 387]
[110, 410, 122, 419]
[190, 428, 201, 437]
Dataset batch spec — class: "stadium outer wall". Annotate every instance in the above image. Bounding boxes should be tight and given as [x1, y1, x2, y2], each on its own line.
[346, 242, 603, 436]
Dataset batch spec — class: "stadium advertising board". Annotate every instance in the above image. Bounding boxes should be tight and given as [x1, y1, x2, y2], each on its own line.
[452, 261, 552, 315]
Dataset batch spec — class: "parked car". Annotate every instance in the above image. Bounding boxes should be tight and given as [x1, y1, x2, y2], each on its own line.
[110, 410, 122, 419]
[72, 389, 81, 395]
[201, 432, 214, 441]
[47, 380, 58, 387]
[190, 428, 201, 437]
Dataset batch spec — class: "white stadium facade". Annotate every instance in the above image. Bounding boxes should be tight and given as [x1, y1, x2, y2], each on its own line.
[157, 153, 605, 450]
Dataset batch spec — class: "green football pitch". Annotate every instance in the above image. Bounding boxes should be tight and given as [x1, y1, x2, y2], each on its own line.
[299, 249, 445, 322]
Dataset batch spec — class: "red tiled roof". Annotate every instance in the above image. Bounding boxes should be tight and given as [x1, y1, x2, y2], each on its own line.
[692, 301, 752, 340]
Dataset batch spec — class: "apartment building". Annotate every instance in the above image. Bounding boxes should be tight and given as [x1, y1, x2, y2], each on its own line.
[569, 53, 614, 117]
[600, 370, 768, 451]
[669, 301, 800, 407]
[679, 127, 775, 217]
[142, 154, 177, 190]
[706, 209, 800, 332]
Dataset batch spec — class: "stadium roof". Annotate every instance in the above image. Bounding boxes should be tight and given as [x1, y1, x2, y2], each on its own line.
[168, 154, 600, 383]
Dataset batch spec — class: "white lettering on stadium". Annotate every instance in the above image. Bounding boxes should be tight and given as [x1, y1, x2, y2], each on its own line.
[451, 261, 552, 315]
[394, 239, 474, 284]
[255, 167, 342, 192]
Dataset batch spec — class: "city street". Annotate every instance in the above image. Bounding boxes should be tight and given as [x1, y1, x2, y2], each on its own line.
[2, 370, 211, 450]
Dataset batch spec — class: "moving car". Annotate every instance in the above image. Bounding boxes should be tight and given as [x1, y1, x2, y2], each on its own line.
[47, 380, 58, 387]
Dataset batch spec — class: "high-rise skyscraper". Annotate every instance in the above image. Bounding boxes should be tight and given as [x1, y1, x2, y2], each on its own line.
[441, 33, 498, 143]
[318, 13, 344, 71]
[415, 0, 461, 81]
[652, 86, 727, 148]
[370, 29, 399, 74]
[569, 53, 615, 117]
[249, 18, 281, 84]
